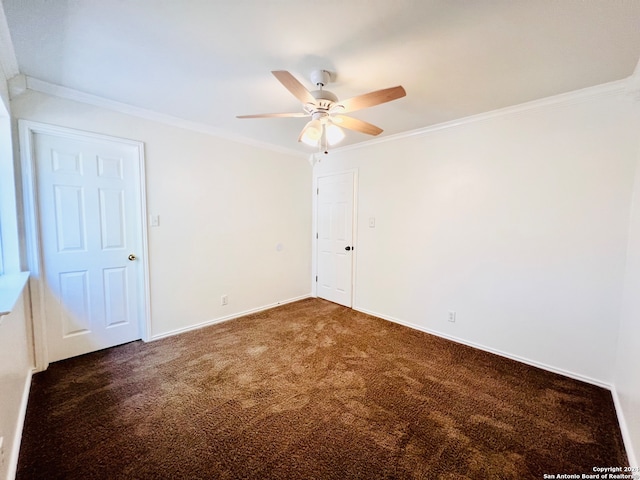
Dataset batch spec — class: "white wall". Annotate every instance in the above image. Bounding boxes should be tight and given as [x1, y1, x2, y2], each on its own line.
[0, 73, 20, 274]
[0, 71, 34, 479]
[11, 90, 312, 338]
[0, 287, 32, 480]
[315, 84, 640, 386]
[614, 96, 640, 466]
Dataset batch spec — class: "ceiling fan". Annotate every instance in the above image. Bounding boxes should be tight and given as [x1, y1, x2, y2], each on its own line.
[237, 70, 406, 154]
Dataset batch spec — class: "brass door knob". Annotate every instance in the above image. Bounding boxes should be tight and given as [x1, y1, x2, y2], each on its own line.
[128, 254, 137, 261]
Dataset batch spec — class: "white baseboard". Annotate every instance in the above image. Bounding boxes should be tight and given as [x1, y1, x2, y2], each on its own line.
[611, 386, 638, 468]
[7, 368, 33, 480]
[150, 294, 312, 341]
[353, 306, 611, 389]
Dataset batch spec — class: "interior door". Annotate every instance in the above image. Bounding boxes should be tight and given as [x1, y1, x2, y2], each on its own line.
[316, 172, 355, 307]
[32, 130, 145, 362]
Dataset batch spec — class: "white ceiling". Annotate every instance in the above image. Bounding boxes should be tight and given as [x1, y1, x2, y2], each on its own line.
[4, 0, 640, 154]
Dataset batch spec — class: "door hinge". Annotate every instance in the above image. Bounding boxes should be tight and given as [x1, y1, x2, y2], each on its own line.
[315, 275, 318, 282]
[316, 232, 318, 239]
[317, 187, 319, 195]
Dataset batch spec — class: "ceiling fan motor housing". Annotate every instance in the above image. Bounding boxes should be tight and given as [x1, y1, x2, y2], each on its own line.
[310, 89, 339, 110]
[308, 69, 339, 112]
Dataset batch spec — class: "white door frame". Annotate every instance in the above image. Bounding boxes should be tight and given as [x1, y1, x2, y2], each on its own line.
[19, 120, 151, 371]
[312, 168, 358, 306]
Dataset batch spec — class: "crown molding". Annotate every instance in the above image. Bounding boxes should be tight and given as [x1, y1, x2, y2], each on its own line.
[0, 3, 18, 79]
[626, 57, 640, 101]
[331, 78, 632, 155]
[308, 153, 319, 167]
[21, 76, 307, 158]
[8, 73, 26, 97]
[16, 73, 635, 160]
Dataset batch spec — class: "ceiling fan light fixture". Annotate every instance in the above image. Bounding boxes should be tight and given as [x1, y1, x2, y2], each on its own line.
[301, 136, 318, 147]
[300, 119, 323, 146]
[325, 123, 345, 145]
[301, 122, 345, 151]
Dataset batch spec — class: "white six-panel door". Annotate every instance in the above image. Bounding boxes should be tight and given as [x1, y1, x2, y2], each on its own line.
[31, 128, 146, 363]
[317, 172, 355, 307]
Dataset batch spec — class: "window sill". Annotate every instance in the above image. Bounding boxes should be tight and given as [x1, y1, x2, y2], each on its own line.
[0, 272, 30, 319]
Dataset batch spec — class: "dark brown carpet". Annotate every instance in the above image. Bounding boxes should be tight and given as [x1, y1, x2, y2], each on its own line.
[18, 298, 627, 479]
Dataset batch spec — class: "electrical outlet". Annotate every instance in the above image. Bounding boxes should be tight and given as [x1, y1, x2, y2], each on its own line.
[221, 295, 228, 306]
[448, 311, 456, 323]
